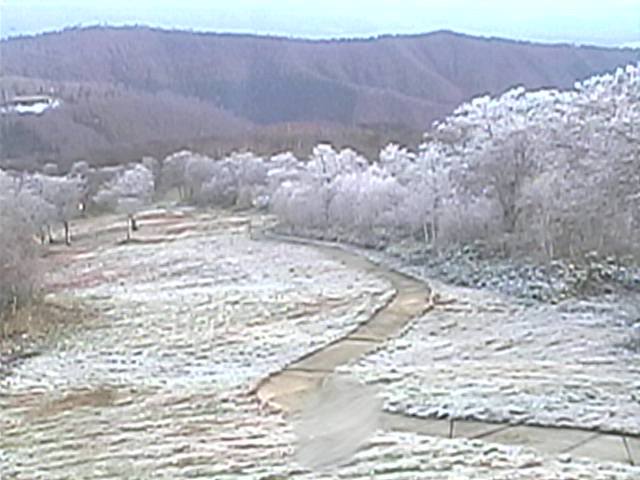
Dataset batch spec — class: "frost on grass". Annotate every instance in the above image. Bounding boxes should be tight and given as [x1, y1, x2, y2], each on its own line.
[340, 278, 640, 435]
[0, 215, 393, 477]
[291, 431, 640, 480]
[1, 213, 639, 478]
[6, 226, 393, 393]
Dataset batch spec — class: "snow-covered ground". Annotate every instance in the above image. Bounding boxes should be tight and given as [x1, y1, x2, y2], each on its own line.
[288, 432, 640, 480]
[9, 231, 392, 393]
[0, 212, 393, 478]
[340, 259, 640, 435]
[1, 211, 638, 478]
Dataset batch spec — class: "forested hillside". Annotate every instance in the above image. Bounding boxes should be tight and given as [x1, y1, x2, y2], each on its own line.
[1, 26, 638, 168]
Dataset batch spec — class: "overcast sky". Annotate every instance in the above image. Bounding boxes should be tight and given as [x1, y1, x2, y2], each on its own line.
[1, 0, 639, 47]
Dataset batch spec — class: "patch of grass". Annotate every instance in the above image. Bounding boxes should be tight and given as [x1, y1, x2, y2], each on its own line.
[0, 298, 93, 361]
[620, 331, 640, 353]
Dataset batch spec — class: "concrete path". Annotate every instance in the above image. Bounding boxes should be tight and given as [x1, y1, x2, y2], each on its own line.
[255, 233, 639, 466]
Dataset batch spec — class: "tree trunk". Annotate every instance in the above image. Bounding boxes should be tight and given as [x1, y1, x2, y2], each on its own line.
[503, 204, 518, 234]
[64, 221, 71, 246]
[47, 224, 54, 244]
[432, 213, 439, 249]
[542, 213, 554, 259]
[423, 221, 430, 245]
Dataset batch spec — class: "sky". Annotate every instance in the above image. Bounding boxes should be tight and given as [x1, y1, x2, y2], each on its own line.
[1, 0, 639, 47]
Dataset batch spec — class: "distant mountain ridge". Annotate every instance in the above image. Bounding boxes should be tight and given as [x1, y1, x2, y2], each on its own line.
[1, 26, 638, 167]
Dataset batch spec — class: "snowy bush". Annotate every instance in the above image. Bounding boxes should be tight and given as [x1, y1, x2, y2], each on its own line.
[198, 159, 237, 207]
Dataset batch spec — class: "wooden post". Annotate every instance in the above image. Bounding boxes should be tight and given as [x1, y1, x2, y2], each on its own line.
[126, 215, 133, 241]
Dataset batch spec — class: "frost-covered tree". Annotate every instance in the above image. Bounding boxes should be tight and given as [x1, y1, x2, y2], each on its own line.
[70, 160, 90, 178]
[270, 147, 406, 243]
[84, 166, 123, 211]
[18, 188, 56, 245]
[271, 180, 333, 233]
[327, 165, 404, 244]
[3, 171, 55, 244]
[464, 130, 539, 233]
[42, 163, 59, 176]
[164, 150, 270, 209]
[379, 143, 451, 245]
[264, 64, 640, 259]
[93, 164, 155, 240]
[228, 153, 268, 208]
[296, 146, 370, 229]
[413, 63, 640, 258]
[198, 159, 237, 207]
[265, 152, 303, 201]
[0, 170, 43, 317]
[160, 150, 192, 200]
[141, 156, 161, 193]
[34, 174, 84, 245]
[184, 154, 216, 201]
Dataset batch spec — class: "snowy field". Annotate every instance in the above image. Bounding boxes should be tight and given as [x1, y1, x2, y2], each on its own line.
[0, 211, 392, 478]
[1, 211, 639, 478]
[340, 257, 640, 435]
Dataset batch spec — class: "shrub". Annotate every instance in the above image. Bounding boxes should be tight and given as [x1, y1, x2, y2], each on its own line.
[0, 194, 41, 322]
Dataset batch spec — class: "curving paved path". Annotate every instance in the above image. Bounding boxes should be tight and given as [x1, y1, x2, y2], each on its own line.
[255, 233, 639, 467]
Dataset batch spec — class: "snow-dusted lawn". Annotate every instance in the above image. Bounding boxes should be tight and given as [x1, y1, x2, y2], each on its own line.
[293, 431, 640, 480]
[2, 212, 639, 478]
[0, 212, 393, 478]
[341, 275, 640, 435]
[7, 214, 393, 394]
